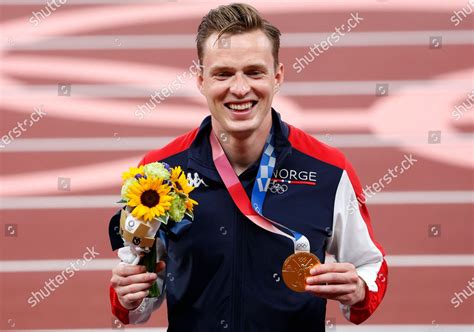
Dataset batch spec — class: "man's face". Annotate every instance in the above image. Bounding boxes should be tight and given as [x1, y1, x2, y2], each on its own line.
[197, 30, 284, 136]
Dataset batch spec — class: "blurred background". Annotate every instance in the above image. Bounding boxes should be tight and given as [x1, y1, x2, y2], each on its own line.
[0, 0, 472, 331]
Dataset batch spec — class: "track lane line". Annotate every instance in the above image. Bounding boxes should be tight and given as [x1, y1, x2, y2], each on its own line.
[1, 134, 472, 152]
[1, 192, 472, 209]
[2, 30, 472, 50]
[9, 327, 474, 332]
[1, 255, 472, 272]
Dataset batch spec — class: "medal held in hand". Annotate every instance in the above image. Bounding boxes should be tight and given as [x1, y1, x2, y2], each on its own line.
[210, 128, 321, 293]
[282, 252, 321, 292]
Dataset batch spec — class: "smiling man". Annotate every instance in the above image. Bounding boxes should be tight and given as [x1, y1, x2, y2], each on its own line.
[109, 3, 388, 331]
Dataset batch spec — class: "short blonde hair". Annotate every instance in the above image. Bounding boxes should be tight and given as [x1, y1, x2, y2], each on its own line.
[196, 3, 281, 69]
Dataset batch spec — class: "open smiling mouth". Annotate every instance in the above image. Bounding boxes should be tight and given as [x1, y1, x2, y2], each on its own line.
[224, 101, 258, 112]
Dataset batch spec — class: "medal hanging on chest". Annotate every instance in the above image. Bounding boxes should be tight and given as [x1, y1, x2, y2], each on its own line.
[210, 128, 320, 292]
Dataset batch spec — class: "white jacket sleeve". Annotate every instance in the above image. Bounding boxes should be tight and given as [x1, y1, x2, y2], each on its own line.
[325, 164, 388, 324]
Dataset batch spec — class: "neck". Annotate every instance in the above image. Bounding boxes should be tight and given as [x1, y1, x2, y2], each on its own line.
[213, 117, 272, 176]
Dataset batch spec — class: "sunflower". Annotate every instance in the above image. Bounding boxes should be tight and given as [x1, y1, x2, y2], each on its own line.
[125, 176, 173, 221]
[170, 166, 194, 195]
[185, 197, 198, 213]
[122, 165, 144, 183]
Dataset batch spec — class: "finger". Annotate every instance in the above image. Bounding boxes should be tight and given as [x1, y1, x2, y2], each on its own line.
[331, 294, 357, 305]
[122, 290, 149, 304]
[305, 284, 356, 297]
[116, 282, 154, 297]
[306, 272, 356, 285]
[115, 272, 157, 287]
[310, 288, 363, 306]
[126, 272, 158, 285]
[114, 264, 146, 277]
[310, 263, 354, 275]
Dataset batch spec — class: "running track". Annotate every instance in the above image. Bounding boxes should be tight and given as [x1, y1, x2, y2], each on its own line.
[0, 0, 473, 331]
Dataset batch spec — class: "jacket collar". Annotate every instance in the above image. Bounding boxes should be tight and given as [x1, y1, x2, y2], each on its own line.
[186, 108, 292, 183]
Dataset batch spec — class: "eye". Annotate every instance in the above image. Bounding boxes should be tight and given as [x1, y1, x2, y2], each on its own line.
[214, 72, 232, 79]
[247, 70, 264, 78]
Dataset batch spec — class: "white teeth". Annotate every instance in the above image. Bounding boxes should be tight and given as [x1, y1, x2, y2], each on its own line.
[227, 102, 253, 111]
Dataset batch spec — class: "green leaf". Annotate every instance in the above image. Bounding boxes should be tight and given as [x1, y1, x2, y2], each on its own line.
[116, 199, 127, 204]
[157, 215, 169, 225]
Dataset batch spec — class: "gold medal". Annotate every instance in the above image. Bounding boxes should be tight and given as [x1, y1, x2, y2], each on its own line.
[282, 252, 321, 292]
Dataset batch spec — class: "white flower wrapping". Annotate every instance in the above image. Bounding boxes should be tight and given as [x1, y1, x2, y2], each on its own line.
[117, 211, 166, 265]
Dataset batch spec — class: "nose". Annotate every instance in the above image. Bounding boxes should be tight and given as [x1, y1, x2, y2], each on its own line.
[229, 73, 250, 98]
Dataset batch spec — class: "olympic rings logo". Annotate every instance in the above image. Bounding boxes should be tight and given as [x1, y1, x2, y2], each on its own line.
[295, 243, 307, 250]
[269, 182, 288, 194]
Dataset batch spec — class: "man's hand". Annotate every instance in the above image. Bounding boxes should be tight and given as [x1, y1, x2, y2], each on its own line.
[305, 262, 366, 306]
[110, 261, 166, 310]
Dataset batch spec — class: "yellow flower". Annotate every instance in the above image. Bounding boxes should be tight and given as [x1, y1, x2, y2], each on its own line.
[170, 166, 194, 195]
[122, 165, 144, 183]
[185, 197, 198, 213]
[125, 176, 173, 221]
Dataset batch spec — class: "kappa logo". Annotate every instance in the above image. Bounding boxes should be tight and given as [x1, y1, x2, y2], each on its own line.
[187, 172, 208, 188]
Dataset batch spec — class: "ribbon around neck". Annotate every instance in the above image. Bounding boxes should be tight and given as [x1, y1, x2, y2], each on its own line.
[210, 129, 310, 253]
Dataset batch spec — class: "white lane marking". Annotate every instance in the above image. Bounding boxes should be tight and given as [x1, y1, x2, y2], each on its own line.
[1, 134, 472, 152]
[2, 79, 472, 97]
[0, 192, 472, 209]
[386, 255, 474, 267]
[2, 30, 473, 50]
[0, 137, 175, 152]
[8, 328, 474, 332]
[367, 191, 474, 204]
[1, 255, 473, 272]
[0, 0, 469, 9]
[281, 80, 473, 96]
[13, 329, 168, 332]
[0, 258, 121, 272]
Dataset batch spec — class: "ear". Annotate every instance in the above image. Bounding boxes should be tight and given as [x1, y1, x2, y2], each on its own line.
[196, 68, 204, 95]
[274, 62, 284, 93]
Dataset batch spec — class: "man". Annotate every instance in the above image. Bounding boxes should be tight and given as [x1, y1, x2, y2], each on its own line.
[109, 3, 388, 331]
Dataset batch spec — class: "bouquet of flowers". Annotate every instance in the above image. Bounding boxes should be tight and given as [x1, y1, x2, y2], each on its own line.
[117, 162, 198, 297]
